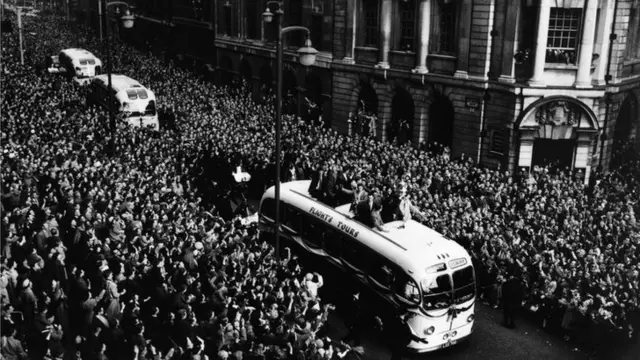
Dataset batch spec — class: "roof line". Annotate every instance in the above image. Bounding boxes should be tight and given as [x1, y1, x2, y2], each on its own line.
[289, 189, 407, 251]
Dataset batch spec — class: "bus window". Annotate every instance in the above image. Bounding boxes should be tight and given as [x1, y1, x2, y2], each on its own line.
[283, 205, 301, 232]
[126, 90, 139, 100]
[301, 218, 323, 248]
[369, 256, 394, 289]
[394, 272, 421, 305]
[421, 274, 453, 310]
[136, 89, 148, 99]
[261, 199, 276, 220]
[145, 100, 156, 116]
[341, 240, 370, 272]
[452, 266, 475, 304]
[323, 229, 341, 257]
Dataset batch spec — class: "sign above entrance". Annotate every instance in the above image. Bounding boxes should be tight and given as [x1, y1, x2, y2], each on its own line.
[535, 101, 580, 127]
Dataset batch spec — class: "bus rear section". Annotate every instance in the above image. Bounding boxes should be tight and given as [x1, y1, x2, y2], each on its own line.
[58, 49, 102, 84]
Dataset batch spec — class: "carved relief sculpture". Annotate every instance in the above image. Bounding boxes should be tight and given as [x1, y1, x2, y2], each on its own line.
[535, 101, 579, 126]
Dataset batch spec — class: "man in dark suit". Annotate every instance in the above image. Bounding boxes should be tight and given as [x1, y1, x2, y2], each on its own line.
[320, 164, 338, 206]
[355, 190, 380, 227]
[308, 163, 327, 198]
[335, 166, 355, 206]
[502, 269, 525, 329]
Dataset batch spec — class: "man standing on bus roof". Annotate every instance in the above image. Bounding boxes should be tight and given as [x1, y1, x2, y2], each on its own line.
[396, 187, 426, 229]
[371, 203, 389, 233]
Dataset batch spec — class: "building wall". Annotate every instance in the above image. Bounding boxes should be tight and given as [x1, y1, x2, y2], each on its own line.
[108, 0, 640, 177]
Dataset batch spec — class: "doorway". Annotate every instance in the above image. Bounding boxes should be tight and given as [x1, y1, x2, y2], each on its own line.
[531, 139, 576, 173]
[428, 94, 455, 151]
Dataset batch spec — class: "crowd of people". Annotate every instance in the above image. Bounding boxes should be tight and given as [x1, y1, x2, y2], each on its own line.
[1, 5, 639, 360]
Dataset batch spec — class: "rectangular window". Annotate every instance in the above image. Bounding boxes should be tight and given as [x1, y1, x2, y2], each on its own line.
[422, 274, 452, 310]
[368, 256, 395, 289]
[363, 0, 379, 47]
[224, 5, 233, 36]
[245, 0, 259, 39]
[260, 199, 276, 220]
[490, 128, 506, 155]
[341, 239, 370, 271]
[311, 14, 324, 52]
[394, 272, 421, 305]
[287, 0, 304, 47]
[437, 2, 457, 54]
[546, 8, 582, 64]
[301, 217, 324, 248]
[626, 8, 640, 59]
[399, 0, 416, 51]
[452, 266, 475, 304]
[323, 228, 342, 257]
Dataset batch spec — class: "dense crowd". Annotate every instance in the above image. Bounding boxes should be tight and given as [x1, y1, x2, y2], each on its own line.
[1, 6, 640, 360]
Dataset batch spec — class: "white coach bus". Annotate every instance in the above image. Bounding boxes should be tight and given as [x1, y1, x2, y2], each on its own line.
[51, 48, 103, 85]
[88, 74, 159, 130]
[258, 180, 476, 353]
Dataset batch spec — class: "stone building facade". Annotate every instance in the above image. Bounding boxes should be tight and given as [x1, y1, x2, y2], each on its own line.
[331, 0, 640, 183]
[76, 0, 640, 181]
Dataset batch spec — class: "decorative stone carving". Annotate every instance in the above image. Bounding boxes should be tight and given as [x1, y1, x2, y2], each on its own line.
[535, 101, 579, 127]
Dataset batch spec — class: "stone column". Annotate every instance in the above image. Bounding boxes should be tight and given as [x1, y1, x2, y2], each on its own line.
[377, 0, 392, 69]
[529, 0, 551, 87]
[594, 0, 615, 85]
[412, 0, 431, 74]
[454, 0, 473, 78]
[575, 0, 598, 88]
[343, 0, 356, 63]
[498, 0, 521, 83]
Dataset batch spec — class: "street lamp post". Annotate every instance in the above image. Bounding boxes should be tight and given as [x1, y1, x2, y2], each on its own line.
[99, 0, 135, 155]
[262, 2, 318, 261]
[16, 6, 24, 65]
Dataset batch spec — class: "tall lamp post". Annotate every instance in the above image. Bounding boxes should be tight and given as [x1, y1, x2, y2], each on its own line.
[16, 6, 24, 65]
[262, 2, 318, 260]
[98, 0, 134, 155]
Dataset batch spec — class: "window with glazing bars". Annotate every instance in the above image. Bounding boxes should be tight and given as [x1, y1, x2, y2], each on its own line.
[399, 0, 416, 51]
[438, 2, 456, 54]
[546, 8, 582, 64]
[363, 1, 379, 47]
[224, 5, 233, 36]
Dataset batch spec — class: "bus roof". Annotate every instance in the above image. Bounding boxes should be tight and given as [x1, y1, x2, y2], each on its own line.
[61, 48, 98, 59]
[92, 74, 144, 93]
[262, 180, 471, 276]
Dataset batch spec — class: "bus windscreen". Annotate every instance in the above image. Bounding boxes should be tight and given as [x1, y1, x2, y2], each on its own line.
[452, 266, 475, 304]
[422, 274, 452, 310]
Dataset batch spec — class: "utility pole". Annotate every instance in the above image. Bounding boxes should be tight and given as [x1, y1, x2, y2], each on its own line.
[17, 6, 24, 65]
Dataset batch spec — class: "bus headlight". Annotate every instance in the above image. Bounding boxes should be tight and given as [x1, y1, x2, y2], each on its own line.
[451, 331, 457, 337]
[424, 326, 435, 335]
[467, 314, 475, 323]
[443, 333, 449, 340]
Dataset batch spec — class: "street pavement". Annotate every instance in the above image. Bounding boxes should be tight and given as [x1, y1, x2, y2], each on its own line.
[324, 303, 591, 360]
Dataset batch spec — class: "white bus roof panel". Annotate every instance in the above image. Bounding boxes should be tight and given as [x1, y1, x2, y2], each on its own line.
[93, 74, 144, 94]
[61, 48, 99, 59]
[263, 180, 471, 275]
